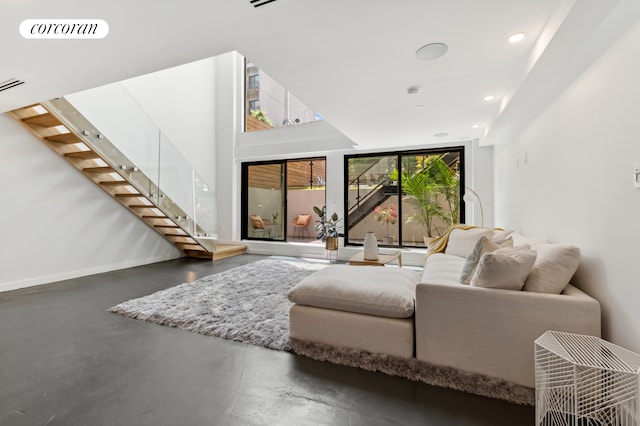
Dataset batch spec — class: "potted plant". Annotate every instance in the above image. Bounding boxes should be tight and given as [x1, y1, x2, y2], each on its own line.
[374, 203, 398, 244]
[313, 205, 341, 250]
[250, 108, 273, 126]
[403, 156, 460, 246]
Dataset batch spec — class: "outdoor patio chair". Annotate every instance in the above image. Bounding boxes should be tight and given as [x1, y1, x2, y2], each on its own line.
[250, 215, 272, 238]
[291, 214, 312, 238]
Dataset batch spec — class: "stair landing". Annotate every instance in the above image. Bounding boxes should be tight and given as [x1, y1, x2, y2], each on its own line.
[212, 244, 247, 261]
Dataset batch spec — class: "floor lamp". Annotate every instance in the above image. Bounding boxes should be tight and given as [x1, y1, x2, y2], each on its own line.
[463, 187, 484, 227]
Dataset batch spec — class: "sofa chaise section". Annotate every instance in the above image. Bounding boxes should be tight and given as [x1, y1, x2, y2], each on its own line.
[288, 265, 421, 358]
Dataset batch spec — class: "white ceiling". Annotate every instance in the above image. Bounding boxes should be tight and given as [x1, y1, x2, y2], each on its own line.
[1, 0, 636, 149]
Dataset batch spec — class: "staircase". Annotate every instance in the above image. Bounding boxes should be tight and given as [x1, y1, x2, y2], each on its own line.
[9, 100, 246, 260]
[347, 183, 395, 228]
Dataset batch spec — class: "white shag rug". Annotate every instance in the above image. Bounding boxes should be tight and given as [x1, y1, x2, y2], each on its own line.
[108, 257, 534, 405]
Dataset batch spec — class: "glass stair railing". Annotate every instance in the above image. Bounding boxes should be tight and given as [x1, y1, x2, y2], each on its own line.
[9, 91, 218, 257]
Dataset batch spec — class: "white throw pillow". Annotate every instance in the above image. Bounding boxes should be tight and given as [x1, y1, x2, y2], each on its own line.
[523, 244, 581, 294]
[445, 228, 496, 258]
[459, 236, 500, 284]
[470, 246, 536, 291]
[511, 232, 546, 249]
[493, 229, 514, 245]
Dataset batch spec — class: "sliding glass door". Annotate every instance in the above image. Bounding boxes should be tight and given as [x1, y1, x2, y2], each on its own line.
[344, 147, 464, 248]
[242, 158, 326, 241]
[244, 162, 285, 240]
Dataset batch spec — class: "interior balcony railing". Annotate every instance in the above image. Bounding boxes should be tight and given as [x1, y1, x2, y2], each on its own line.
[10, 87, 218, 258]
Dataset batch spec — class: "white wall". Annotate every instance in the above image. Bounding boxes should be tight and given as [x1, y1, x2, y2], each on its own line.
[0, 114, 180, 292]
[121, 57, 217, 189]
[67, 57, 218, 201]
[494, 19, 640, 352]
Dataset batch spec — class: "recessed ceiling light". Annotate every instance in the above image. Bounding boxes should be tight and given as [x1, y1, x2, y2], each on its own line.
[416, 43, 448, 61]
[483, 95, 495, 102]
[434, 132, 448, 138]
[471, 124, 481, 129]
[508, 32, 525, 43]
[414, 105, 424, 109]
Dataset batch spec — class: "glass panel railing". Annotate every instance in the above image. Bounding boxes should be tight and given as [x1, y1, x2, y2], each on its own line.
[158, 132, 195, 233]
[60, 82, 218, 243]
[194, 173, 217, 239]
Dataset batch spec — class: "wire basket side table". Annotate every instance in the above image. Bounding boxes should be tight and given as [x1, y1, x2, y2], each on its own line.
[535, 331, 640, 426]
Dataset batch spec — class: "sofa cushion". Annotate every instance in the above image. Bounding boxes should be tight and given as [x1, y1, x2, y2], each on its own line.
[470, 246, 536, 291]
[422, 253, 467, 285]
[460, 236, 500, 284]
[445, 228, 496, 258]
[523, 244, 581, 294]
[287, 265, 420, 318]
[512, 232, 546, 248]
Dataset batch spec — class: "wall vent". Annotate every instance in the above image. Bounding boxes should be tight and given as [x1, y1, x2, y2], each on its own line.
[250, 0, 277, 8]
[0, 78, 26, 93]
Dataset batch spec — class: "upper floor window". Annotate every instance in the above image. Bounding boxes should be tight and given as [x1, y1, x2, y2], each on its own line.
[244, 59, 323, 132]
[248, 74, 259, 90]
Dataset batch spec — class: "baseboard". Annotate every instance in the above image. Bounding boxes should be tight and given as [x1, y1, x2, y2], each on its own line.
[0, 253, 182, 293]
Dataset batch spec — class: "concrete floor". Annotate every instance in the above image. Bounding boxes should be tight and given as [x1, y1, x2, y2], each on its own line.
[0, 254, 534, 425]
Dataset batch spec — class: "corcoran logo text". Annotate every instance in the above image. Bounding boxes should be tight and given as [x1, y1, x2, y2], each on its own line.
[20, 19, 109, 39]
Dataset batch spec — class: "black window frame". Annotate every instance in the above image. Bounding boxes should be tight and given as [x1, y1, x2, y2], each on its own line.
[343, 146, 465, 248]
[241, 156, 327, 241]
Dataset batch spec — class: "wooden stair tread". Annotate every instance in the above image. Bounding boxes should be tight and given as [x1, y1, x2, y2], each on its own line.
[65, 151, 100, 159]
[142, 215, 168, 219]
[154, 224, 180, 229]
[45, 133, 81, 144]
[115, 193, 146, 198]
[166, 235, 197, 241]
[176, 243, 207, 251]
[22, 113, 59, 127]
[99, 181, 130, 186]
[83, 166, 114, 173]
[128, 204, 154, 209]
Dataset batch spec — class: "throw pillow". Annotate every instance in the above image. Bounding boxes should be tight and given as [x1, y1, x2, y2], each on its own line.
[511, 232, 546, 249]
[445, 228, 496, 258]
[459, 236, 499, 284]
[493, 229, 514, 245]
[470, 245, 536, 291]
[296, 214, 311, 225]
[523, 244, 581, 294]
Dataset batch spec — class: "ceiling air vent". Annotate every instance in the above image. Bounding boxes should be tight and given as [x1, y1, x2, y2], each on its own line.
[250, 0, 277, 8]
[0, 78, 26, 93]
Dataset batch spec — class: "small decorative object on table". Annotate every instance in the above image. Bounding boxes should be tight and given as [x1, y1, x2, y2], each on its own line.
[374, 203, 397, 245]
[363, 231, 378, 260]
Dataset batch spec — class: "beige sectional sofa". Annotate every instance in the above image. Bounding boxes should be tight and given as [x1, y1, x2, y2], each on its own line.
[288, 227, 601, 389]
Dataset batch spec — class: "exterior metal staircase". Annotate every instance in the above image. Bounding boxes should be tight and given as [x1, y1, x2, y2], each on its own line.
[347, 181, 395, 228]
[9, 99, 245, 260]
